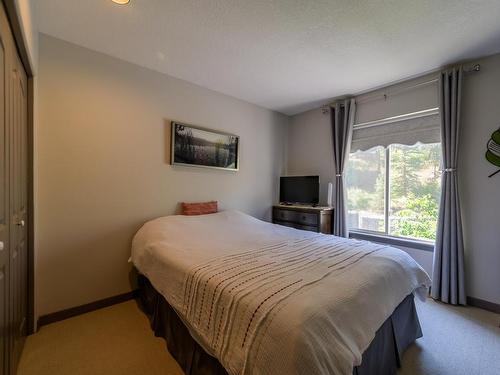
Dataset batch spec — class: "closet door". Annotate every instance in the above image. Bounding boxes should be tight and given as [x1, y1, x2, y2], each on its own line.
[0, 2, 29, 373]
[9, 52, 27, 371]
[0, 33, 9, 375]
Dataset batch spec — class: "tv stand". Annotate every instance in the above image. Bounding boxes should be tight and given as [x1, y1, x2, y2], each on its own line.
[272, 204, 333, 234]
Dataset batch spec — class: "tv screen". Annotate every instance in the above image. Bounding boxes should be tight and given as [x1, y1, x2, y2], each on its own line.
[280, 176, 319, 205]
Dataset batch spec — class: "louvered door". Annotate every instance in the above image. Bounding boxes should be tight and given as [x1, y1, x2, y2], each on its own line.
[0, 27, 9, 375]
[9, 52, 27, 373]
[0, 1, 29, 374]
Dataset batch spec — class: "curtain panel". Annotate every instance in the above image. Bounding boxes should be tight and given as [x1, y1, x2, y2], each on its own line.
[331, 98, 356, 237]
[431, 67, 466, 305]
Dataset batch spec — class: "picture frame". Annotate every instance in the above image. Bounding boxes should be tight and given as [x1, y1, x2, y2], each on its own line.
[171, 121, 240, 171]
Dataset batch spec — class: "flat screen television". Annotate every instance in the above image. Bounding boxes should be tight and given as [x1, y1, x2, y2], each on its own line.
[279, 176, 319, 205]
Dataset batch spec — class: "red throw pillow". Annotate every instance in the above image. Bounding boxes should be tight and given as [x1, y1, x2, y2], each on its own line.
[181, 201, 218, 216]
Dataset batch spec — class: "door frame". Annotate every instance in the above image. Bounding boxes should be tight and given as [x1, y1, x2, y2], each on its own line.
[2, 0, 35, 335]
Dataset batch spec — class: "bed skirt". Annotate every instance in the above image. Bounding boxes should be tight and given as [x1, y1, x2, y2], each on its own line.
[137, 274, 422, 375]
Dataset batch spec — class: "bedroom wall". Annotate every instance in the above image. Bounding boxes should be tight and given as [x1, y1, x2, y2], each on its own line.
[36, 34, 288, 316]
[287, 53, 500, 306]
[287, 108, 334, 205]
[460, 53, 500, 306]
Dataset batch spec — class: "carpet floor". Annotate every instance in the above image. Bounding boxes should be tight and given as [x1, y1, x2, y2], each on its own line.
[18, 298, 500, 375]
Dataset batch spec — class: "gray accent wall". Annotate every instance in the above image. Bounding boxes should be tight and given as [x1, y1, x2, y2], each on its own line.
[36, 34, 288, 317]
[287, 54, 500, 305]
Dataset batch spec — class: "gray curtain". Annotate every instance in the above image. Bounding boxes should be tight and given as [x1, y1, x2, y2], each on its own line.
[331, 98, 356, 237]
[431, 67, 466, 305]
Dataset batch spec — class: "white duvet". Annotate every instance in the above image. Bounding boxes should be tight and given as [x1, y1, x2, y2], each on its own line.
[131, 210, 431, 375]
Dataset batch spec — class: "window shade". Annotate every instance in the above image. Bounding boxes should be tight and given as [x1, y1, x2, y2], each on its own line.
[351, 110, 440, 152]
[355, 73, 439, 123]
[351, 73, 440, 152]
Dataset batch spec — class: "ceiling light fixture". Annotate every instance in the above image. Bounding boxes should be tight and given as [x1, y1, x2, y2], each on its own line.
[111, 0, 130, 5]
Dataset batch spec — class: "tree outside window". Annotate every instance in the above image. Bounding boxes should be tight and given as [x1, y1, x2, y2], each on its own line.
[346, 143, 441, 242]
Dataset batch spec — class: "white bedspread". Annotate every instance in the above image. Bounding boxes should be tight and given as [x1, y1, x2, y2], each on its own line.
[131, 210, 431, 375]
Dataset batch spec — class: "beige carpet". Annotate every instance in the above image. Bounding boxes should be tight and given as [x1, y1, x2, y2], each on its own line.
[18, 301, 183, 375]
[18, 299, 500, 375]
[398, 298, 500, 375]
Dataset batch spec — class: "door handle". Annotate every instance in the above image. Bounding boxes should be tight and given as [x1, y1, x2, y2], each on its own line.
[0, 241, 3, 251]
[16, 220, 25, 227]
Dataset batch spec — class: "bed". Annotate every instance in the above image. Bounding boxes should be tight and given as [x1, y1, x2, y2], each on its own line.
[131, 210, 431, 375]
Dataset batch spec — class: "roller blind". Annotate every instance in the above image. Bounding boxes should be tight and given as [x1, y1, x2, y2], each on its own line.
[351, 73, 440, 152]
[351, 109, 440, 152]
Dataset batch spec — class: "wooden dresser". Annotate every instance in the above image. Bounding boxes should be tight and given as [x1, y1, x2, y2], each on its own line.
[272, 205, 333, 234]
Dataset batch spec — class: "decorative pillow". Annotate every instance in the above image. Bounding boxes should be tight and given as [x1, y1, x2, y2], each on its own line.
[181, 201, 218, 216]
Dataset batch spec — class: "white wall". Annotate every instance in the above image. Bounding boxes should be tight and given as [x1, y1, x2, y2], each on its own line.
[460, 53, 500, 305]
[287, 53, 500, 305]
[36, 34, 288, 316]
[287, 108, 333, 204]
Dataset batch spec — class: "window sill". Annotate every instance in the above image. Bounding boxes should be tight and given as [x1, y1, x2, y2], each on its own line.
[349, 230, 435, 252]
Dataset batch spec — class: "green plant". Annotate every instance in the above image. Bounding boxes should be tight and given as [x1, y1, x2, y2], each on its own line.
[391, 194, 439, 240]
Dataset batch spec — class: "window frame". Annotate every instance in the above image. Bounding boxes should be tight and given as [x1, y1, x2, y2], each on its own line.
[349, 229, 435, 252]
[346, 143, 440, 250]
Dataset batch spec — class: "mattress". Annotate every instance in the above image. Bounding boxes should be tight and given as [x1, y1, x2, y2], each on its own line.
[131, 210, 431, 375]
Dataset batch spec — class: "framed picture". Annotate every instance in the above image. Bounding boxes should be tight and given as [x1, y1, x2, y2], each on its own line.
[171, 121, 240, 171]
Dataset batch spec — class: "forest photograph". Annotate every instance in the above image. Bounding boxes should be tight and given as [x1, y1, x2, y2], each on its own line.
[172, 123, 239, 170]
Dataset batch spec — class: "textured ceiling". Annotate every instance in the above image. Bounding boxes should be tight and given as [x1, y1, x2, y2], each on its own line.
[35, 0, 500, 115]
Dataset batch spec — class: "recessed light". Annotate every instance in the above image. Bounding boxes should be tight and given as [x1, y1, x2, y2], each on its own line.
[111, 0, 130, 5]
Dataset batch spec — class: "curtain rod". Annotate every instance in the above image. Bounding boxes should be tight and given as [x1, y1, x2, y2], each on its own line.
[355, 78, 438, 105]
[324, 63, 481, 110]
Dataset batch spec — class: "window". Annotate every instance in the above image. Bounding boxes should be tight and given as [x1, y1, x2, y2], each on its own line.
[346, 146, 386, 233]
[346, 142, 441, 242]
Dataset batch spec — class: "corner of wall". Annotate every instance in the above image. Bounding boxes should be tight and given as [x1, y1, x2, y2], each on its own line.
[282, 115, 291, 176]
[14, 0, 39, 74]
